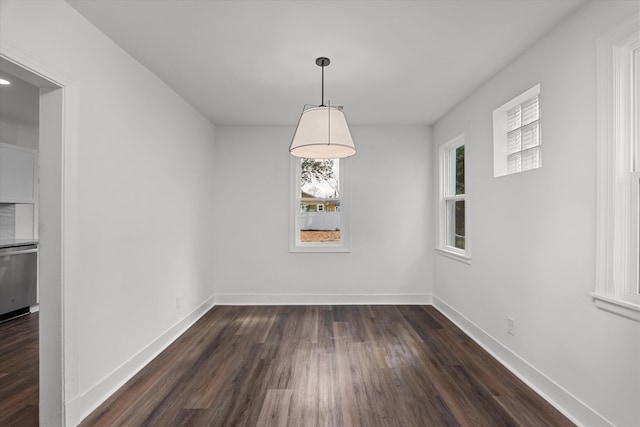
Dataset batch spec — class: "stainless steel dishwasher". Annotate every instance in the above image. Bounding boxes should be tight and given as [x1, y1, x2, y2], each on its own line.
[0, 243, 38, 316]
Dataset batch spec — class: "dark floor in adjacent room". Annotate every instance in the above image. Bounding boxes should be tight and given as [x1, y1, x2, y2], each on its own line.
[0, 312, 39, 426]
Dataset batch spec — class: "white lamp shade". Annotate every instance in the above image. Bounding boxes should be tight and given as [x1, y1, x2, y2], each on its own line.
[289, 106, 356, 159]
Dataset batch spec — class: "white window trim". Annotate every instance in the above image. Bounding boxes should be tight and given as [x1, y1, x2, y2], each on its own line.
[436, 133, 471, 264]
[593, 15, 640, 322]
[493, 84, 541, 178]
[289, 156, 351, 253]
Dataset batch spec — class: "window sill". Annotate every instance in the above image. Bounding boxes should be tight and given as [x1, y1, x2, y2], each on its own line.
[435, 247, 471, 264]
[290, 244, 351, 253]
[590, 293, 640, 322]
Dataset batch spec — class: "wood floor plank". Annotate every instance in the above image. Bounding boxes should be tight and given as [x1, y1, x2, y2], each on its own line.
[69, 305, 574, 426]
[255, 389, 292, 427]
[318, 306, 336, 354]
[317, 352, 343, 426]
[284, 343, 318, 426]
[393, 367, 461, 427]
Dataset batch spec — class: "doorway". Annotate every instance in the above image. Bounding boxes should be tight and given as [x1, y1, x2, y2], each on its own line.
[0, 56, 65, 425]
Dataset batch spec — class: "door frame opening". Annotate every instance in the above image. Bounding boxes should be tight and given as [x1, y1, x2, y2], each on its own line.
[0, 50, 69, 425]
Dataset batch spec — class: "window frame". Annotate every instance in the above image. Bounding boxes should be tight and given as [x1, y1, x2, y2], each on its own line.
[592, 15, 640, 322]
[436, 134, 470, 263]
[493, 84, 542, 177]
[633, 46, 640, 297]
[289, 156, 351, 253]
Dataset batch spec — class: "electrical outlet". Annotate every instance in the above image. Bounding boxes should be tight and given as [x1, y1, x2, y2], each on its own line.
[175, 296, 181, 309]
[507, 318, 516, 336]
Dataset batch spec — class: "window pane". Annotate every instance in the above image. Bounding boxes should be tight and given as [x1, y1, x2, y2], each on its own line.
[507, 129, 521, 155]
[522, 95, 539, 125]
[447, 145, 465, 196]
[521, 147, 540, 171]
[446, 200, 465, 250]
[455, 145, 465, 195]
[301, 158, 339, 198]
[448, 148, 456, 196]
[507, 105, 522, 132]
[508, 152, 521, 174]
[299, 203, 341, 242]
[522, 122, 540, 150]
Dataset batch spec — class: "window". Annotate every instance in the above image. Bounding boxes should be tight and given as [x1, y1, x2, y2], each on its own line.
[493, 84, 541, 177]
[437, 134, 469, 262]
[593, 16, 640, 321]
[289, 157, 350, 252]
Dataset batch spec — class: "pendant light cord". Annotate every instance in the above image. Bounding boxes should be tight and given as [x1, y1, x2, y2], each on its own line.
[316, 56, 329, 107]
[316, 57, 331, 145]
[321, 63, 325, 107]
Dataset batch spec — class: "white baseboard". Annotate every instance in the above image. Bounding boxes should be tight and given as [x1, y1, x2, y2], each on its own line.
[66, 296, 215, 427]
[432, 296, 613, 427]
[214, 293, 433, 306]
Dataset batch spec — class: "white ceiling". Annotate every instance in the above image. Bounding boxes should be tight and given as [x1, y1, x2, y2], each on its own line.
[66, 0, 585, 126]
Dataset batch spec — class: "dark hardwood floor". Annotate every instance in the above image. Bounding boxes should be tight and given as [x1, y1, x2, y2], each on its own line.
[80, 305, 574, 427]
[0, 312, 38, 426]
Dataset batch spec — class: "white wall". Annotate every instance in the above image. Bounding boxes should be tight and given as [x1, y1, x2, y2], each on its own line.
[213, 125, 432, 304]
[0, 117, 38, 150]
[432, 2, 640, 426]
[1, 0, 217, 425]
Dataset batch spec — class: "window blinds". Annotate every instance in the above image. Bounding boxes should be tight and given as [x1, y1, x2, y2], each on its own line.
[506, 95, 540, 174]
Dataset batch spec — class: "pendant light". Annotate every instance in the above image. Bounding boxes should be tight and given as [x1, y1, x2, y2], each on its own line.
[289, 57, 356, 159]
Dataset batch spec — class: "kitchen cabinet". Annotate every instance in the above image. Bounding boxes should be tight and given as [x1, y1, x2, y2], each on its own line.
[0, 142, 37, 203]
